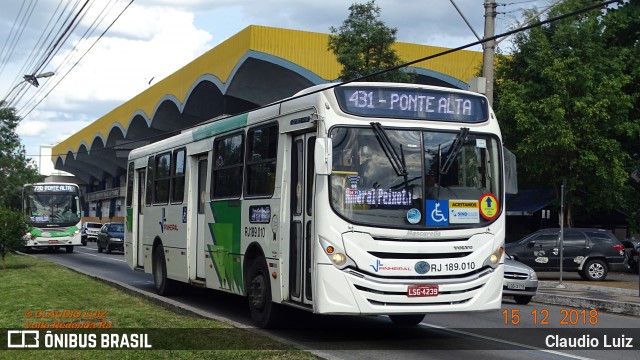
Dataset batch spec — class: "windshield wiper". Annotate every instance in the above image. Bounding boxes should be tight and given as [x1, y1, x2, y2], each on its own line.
[370, 122, 408, 178]
[440, 127, 469, 175]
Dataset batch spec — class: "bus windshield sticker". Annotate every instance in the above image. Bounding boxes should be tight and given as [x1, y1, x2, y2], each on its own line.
[335, 87, 489, 122]
[407, 208, 421, 224]
[250, 205, 271, 224]
[448, 200, 479, 224]
[426, 200, 449, 226]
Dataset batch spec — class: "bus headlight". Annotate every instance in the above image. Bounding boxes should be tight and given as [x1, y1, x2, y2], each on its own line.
[319, 236, 355, 269]
[332, 253, 347, 266]
[73, 230, 80, 235]
[483, 246, 504, 269]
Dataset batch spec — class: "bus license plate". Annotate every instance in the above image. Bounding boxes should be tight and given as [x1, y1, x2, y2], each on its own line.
[48, 240, 59, 244]
[407, 285, 438, 297]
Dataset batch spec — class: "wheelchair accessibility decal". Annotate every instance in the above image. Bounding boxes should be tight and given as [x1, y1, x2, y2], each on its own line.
[426, 200, 448, 226]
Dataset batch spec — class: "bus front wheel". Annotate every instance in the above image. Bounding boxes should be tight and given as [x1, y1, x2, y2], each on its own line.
[65, 246, 74, 253]
[247, 256, 280, 328]
[152, 243, 179, 295]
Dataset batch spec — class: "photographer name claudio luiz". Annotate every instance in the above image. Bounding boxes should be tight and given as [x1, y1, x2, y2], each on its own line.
[546, 333, 634, 349]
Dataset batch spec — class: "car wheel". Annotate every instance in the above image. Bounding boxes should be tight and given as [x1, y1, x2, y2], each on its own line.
[514, 295, 532, 305]
[388, 314, 425, 326]
[106, 245, 112, 254]
[152, 243, 179, 295]
[583, 259, 608, 281]
[247, 256, 280, 328]
[97, 242, 103, 253]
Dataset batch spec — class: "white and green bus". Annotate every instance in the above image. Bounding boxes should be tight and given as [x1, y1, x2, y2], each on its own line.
[125, 82, 508, 327]
[22, 182, 83, 253]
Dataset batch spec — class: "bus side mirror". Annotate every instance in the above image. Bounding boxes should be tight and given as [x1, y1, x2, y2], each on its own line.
[314, 138, 332, 175]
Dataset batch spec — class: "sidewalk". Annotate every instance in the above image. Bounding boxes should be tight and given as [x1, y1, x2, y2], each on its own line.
[533, 272, 640, 317]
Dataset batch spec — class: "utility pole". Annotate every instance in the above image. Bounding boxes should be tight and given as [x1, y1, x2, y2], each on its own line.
[483, 0, 497, 106]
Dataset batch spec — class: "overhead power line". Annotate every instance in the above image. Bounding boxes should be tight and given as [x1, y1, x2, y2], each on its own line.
[43, 0, 620, 160]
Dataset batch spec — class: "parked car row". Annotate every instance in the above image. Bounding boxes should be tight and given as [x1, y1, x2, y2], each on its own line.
[506, 228, 630, 281]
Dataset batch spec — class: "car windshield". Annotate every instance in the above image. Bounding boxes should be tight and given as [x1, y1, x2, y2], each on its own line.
[108, 224, 124, 232]
[329, 126, 502, 229]
[87, 223, 102, 229]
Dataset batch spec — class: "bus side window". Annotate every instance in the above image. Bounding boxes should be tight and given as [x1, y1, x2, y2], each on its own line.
[212, 132, 244, 199]
[245, 124, 278, 197]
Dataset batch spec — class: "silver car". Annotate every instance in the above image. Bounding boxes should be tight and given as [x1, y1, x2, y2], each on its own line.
[503, 254, 538, 305]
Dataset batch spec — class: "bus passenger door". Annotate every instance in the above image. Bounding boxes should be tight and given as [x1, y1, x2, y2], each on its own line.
[136, 170, 145, 268]
[289, 134, 315, 305]
[196, 156, 208, 279]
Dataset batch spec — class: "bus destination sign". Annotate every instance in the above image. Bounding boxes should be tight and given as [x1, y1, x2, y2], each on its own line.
[31, 185, 76, 192]
[335, 86, 488, 122]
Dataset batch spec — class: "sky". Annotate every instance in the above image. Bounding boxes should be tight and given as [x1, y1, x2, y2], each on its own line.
[0, 0, 548, 172]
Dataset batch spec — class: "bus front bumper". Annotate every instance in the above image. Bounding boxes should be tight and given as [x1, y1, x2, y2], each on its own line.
[314, 263, 503, 315]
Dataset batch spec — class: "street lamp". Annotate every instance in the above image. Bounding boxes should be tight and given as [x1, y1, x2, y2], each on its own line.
[23, 71, 55, 88]
[1, 71, 55, 105]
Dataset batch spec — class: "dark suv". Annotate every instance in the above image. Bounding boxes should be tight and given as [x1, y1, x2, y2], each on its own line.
[505, 228, 627, 281]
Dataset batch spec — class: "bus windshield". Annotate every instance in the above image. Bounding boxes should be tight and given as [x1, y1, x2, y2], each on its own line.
[23, 186, 81, 226]
[329, 126, 502, 229]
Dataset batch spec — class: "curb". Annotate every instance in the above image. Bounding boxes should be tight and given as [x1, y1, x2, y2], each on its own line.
[533, 292, 640, 317]
[539, 280, 639, 296]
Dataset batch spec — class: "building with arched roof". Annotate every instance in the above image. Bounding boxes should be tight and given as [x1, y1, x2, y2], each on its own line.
[51, 25, 482, 221]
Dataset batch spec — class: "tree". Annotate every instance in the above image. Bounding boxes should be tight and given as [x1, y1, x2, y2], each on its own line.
[328, 0, 414, 83]
[494, 0, 638, 227]
[0, 207, 29, 269]
[0, 100, 44, 209]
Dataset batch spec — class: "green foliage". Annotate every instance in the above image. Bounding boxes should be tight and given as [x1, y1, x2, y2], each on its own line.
[0, 207, 29, 269]
[495, 0, 639, 227]
[0, 101, 44, 209]
[328, 0, 414, 83]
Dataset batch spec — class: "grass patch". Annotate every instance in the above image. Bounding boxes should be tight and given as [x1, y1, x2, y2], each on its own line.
[0, 253, 320, 360]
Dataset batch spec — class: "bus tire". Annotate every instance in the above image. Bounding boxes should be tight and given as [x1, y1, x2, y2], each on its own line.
[248, 256, 280, 328]
[153, 243, 179, 296]
[66, 246, 74, 253]
[388, 314, 425, 326]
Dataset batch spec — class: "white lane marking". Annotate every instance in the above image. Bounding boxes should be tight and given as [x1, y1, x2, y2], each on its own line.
[420, 322, 593, 360]
[76, 251, 126, 263]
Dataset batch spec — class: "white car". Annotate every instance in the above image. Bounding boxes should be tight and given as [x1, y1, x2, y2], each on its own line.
[81, 222, 102, 245]
[503, 254, 538, 305]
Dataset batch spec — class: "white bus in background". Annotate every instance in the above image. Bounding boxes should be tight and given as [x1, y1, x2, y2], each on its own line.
[22, 182, 83, 253]
[125, 82, 509, 328]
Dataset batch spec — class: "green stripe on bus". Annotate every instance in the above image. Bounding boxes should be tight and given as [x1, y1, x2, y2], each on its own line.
[30, 226, 79, 237]
[192, 113, 248, 141]
[126, 207, 133, 232]
[208, 201, 244, 292]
